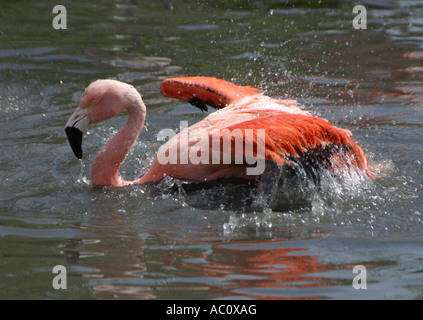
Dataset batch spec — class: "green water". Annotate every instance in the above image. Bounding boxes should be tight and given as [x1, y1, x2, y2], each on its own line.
[1, 0, 423, 300]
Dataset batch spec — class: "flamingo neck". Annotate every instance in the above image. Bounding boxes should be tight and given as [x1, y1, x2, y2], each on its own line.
[91, 106, 145, 187]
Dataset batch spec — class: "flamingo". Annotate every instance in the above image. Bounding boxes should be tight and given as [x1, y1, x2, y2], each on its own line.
[65, 77, 375, 187]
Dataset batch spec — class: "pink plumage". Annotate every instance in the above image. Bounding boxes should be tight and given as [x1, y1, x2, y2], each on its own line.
[65, 77, 375, 187]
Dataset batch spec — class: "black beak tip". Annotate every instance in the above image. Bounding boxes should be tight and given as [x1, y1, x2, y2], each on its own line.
[65, 126, 83, 159]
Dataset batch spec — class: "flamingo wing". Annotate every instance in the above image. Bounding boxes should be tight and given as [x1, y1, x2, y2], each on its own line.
[221, 113, 370, 174]
[158, 76, 374, 181]
[160, 77, 261, 111]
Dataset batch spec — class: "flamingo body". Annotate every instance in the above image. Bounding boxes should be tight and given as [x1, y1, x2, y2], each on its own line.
[65, 77, 374, 187]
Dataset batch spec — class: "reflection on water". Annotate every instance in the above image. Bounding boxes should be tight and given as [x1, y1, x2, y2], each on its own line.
[1, 0, 423, 299]
[54, 220, 423, 299]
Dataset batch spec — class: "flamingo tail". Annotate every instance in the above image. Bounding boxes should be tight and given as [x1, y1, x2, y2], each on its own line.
[160, 77, 261, 111]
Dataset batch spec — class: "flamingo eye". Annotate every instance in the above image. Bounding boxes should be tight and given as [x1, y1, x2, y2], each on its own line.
[91, 100, 99, 106]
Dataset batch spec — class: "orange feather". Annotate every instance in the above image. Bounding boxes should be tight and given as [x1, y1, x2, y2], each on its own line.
[159, 77, 374, 180]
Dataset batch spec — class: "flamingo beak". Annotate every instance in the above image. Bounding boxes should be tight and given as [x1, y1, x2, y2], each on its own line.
[65, 107, 90, 159]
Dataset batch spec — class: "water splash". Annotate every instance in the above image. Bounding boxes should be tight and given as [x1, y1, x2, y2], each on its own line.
[77, 159, 90, 185]
[218, 154, 392, 236]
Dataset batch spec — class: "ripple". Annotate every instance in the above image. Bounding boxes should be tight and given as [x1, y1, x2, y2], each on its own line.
[178, 24, 219, 31]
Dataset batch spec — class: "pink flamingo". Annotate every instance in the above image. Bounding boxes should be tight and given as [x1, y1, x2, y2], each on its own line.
[65, 77, 375, 187]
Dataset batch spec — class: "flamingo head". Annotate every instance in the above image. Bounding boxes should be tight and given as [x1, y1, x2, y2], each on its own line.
[65, 79, 144, 159]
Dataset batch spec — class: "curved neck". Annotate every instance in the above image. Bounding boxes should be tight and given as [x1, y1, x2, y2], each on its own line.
[91, 105, 145, 186]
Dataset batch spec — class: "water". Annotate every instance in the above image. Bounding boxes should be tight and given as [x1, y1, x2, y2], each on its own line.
[1, 0, 423, 300]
